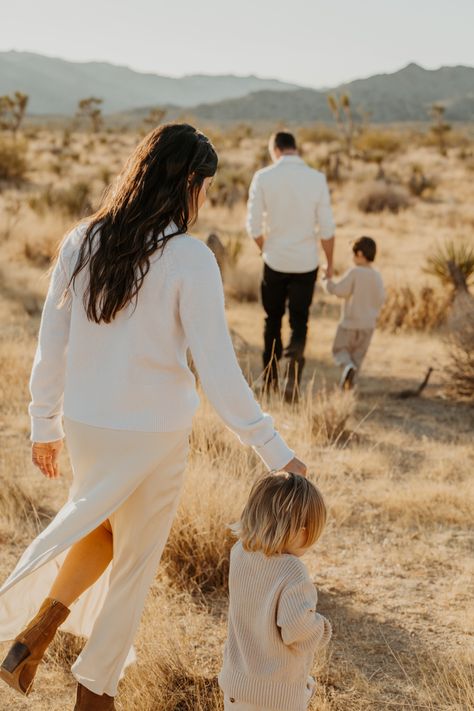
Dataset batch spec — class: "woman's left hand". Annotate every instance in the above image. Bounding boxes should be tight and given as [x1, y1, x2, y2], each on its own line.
[32, 440, 64, 479]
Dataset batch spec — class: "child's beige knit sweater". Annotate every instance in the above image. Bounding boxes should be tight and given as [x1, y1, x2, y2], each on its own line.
[218, 541, 332, 711]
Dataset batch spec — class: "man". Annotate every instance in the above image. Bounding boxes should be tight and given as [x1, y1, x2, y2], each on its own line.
[246, 131, 336, 399]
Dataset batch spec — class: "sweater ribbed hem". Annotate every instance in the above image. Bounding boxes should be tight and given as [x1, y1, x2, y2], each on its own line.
[218, 669, 309, 711]
[254, 432, 295, 471]
[339, 320, 376, 331]
[30, 415, 65, 442]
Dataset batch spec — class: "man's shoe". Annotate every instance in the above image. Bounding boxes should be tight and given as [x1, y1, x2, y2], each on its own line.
[340, 364, 357, 390]
[0, 597, 70, 695]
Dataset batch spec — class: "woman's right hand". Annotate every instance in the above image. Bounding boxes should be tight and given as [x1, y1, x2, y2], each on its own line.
[32, 440, 63, 479]
[282, 457, 307, 477]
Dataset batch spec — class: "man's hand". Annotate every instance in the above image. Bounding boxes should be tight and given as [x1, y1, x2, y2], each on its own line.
[254, 235, 264, 254]
[32, 440, 63, 479]
[321, 236, 334, 280]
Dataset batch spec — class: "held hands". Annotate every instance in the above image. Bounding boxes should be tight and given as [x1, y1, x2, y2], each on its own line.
[281, 457, 307, 477]
[32, 440, 63, 479]
[324, 264, 333, 279]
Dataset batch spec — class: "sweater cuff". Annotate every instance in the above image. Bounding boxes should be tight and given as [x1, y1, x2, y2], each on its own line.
[253, 432, 294, 471]
[30, 415, 65, 443]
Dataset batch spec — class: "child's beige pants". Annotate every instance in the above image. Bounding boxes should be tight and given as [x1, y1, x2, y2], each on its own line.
[0, 417, 191, 697]
[332, 325, 374, 369]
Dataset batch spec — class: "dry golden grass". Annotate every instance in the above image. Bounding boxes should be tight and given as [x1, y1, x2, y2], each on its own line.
[0, 126, 473, 710]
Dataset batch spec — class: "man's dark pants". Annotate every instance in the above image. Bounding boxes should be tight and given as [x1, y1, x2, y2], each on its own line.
[261, 262, 318, 387]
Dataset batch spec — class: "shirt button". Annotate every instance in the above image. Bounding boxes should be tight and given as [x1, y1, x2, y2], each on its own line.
[229, 698, 235, 703]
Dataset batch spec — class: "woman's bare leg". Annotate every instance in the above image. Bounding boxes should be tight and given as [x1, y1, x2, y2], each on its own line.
[48, 520, 113, 608]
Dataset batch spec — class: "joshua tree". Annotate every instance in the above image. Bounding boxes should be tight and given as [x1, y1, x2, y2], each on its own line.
[0, 92, 29, 134]
[142, 107, 166, 131]
[327, 93, 355, 162]
[430, 103, 451, 156]
[424, 240, 474, 293]
[76, 97, 103, 132]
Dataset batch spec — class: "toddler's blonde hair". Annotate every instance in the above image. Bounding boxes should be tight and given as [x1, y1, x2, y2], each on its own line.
[234, 472, 326, 555]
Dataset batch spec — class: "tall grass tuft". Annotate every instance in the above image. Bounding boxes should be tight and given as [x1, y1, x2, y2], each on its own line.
[378, 285, 450, 332]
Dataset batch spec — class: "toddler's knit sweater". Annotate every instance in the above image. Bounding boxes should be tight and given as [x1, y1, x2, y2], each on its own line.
[219, 541, 332, 711]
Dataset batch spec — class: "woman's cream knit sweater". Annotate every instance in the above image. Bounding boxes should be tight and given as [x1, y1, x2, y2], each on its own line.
[219, 541, 332, 711]
[28, 223, 294, 471]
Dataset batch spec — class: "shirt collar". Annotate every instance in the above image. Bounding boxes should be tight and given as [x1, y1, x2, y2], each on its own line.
[277, 154, 304, 164]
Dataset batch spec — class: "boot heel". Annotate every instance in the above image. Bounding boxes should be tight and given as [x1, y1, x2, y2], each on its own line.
[2, 641, 30, 673]
[0, 643, 34, 695]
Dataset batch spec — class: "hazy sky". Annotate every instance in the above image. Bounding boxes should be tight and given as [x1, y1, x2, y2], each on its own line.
[1, 0, 473, 87]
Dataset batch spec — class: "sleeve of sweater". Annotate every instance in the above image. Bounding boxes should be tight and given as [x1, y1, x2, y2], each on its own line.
[376, 273, 386, 310]
[325, 269, 355, 299]
[277, 578, 332, 650]
[246, 171, 266, 239]
[28, 239, 73, 443]
[176, 241, 295, 471]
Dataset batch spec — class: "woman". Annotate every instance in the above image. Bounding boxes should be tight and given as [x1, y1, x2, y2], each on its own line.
[0, 124, 306, 710]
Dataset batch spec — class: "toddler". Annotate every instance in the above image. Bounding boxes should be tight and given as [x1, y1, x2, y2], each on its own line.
[218, 473, 331, 711]
[325, 236, 385, 389]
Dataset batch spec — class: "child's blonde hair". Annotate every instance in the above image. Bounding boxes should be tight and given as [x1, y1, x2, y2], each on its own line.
[234, 473, 326, 556]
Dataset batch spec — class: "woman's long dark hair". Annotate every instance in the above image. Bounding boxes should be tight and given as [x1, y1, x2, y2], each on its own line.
[68, 123, 218, 323]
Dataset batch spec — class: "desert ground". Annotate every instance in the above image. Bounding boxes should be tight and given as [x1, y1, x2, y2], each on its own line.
[0, 122, 473, 710]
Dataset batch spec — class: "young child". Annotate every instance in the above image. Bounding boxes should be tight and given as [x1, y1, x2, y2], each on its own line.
[325, 236, 385, 389]
[218, 473, 331, 711]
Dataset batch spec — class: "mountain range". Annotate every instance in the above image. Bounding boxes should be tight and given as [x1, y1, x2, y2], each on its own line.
[181, 63, 474, 123]
[1, 51, 473, 123]
[0, 51, 299, 115]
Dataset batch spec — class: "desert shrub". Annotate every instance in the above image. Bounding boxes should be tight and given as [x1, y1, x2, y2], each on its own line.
[162, 464, 244, 596]
[308, 387, 356, 444]
[28, 180, 92, 218]
[224, 122, 253, 147]
[143, 647, 222, 711]
[21, 213, 70, 268]
[208, 160, 251, 208]
[378, 285, 450, 332]
[225, 265, 260, 302]
[357, 183, 410, 214]
[0, 474, 40, 536]
[444, 296, 474, 401]
[0, 136, 28, 182]
[424, 239, 474, 290]
[354, 129, 402, 156]
[125, 610, 224, 711]
[298, 124, 339, 144]
[408, 164, 437, 197]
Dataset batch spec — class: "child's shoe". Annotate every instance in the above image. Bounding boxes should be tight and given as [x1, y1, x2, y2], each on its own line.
[340, 363, 357, 390]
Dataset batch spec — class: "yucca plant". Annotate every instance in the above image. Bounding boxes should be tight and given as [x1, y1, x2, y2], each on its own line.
[424, 240, 474, 291]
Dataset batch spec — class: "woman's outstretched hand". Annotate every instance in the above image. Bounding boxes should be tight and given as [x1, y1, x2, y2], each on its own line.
[282, 457, 307, 477]
[32, 440, 63, 479]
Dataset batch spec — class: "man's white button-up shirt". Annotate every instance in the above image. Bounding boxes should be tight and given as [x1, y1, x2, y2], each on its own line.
[246, 155, 335, 274]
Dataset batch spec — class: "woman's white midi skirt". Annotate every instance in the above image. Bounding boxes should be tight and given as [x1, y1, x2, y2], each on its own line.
[0, 417, 191, 696]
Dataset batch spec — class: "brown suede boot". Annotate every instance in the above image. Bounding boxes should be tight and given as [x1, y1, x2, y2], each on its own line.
[74, 683, 116, 710]
[0, 596, 70, 695]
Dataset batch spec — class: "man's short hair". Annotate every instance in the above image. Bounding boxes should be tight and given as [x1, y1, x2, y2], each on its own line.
[353, 236, 377, 262]
[270, 131, 297, 152]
